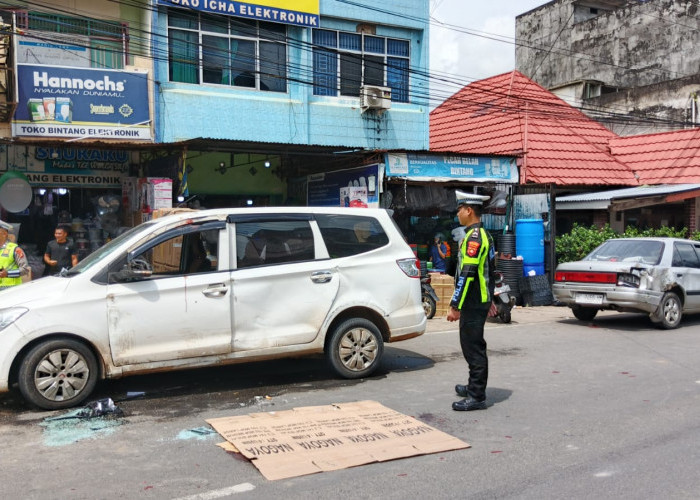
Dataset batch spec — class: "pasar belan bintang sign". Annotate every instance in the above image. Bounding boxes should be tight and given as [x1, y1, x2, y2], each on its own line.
[155, 0, 319, 27]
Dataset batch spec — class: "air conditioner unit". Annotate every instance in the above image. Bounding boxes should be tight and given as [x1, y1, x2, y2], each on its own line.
[360, 85, 391, 111]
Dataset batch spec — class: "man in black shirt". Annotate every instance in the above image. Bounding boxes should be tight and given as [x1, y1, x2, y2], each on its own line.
[44, 225, 78, 276]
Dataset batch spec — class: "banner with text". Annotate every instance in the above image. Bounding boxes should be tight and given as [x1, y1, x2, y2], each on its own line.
[0, 146, 130, 188]
[385, 153, 519, 184]
[307, 164, 381, 208]
[156, 0, 319, 27]
[13, 64, 151, 140]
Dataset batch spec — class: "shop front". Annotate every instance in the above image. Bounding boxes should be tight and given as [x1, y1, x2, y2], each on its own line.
[0, 57, 156, 273]
[0, 145, 140, 266]
[382, 152, 520, 263]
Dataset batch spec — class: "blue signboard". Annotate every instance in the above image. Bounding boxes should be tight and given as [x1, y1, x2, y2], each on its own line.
[156, 0, 320, 28]
[13, 64, 151, 140]
[385, 153, 519, 184]
[307, 164, 381, 208]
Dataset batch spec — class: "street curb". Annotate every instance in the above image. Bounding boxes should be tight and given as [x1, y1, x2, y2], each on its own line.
[425, 305, 574, 333]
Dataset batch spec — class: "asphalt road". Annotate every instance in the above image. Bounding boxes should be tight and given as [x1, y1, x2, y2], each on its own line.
[1, 306, 699, 499]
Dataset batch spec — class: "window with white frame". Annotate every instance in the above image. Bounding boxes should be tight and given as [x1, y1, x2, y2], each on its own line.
[167, 9, 287, 92]
[15, 11, 127, 69]
[312, 29, 410, 103]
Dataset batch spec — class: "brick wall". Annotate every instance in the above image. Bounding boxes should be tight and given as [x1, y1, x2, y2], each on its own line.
[685, 198, 697, 234]
[593, 210, 609, 229]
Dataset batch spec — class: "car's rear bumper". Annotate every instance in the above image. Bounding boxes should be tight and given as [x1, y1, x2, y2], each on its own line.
[552, 284, 663, 313]
[387, 310, 427, 342]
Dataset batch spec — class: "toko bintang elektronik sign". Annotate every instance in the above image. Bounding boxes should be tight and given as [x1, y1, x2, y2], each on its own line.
[12, 64, 151, 140]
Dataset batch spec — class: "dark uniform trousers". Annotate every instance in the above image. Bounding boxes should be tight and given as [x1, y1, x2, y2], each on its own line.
[459, 306, 489, 402]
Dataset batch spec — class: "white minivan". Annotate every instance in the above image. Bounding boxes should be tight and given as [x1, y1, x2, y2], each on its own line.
[0, 207, 426, 409]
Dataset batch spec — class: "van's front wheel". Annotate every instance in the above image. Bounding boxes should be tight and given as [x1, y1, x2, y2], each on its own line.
[18, 338, 98, 410]
[326, 319, 384, 379]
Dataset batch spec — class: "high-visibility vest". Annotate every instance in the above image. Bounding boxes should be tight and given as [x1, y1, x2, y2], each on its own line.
[0, 242, 22, 287]
[452, 226, 493, 308]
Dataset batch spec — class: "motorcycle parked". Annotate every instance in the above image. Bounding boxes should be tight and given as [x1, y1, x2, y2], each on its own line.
[420, 262, 440, 319]
[489, 271, 515, 323]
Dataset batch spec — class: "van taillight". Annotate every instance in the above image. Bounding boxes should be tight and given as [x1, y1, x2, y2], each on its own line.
[397, 258, 420, 278]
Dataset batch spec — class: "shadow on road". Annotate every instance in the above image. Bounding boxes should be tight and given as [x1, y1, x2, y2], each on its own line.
[556, 311, 700, 332]
[1, 346, 436, 418]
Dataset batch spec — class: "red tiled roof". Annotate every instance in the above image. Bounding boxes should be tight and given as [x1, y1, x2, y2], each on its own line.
[609, 128, 700, 184]
[430, 71, 639, 186]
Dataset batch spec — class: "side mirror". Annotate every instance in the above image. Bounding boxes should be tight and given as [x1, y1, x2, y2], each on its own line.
[127, 258, 153, 278]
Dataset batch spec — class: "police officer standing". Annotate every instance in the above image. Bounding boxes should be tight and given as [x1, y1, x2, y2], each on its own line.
[447, 191, 495, 411]
[0, 220, 30, 291]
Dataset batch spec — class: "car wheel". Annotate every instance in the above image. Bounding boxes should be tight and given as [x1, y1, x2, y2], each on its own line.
[571, 305, 598, 321]
[422, 294, 437, 319]
[655, 292, 682, 329]
[18, 339, 99, 410]
[326, 318, 384, 379]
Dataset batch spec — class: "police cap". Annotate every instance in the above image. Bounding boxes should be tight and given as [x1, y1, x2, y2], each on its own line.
[455, 190, 490, 207]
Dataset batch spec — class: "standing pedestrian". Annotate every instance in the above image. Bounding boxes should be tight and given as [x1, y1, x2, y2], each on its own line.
[44, 225, 78, 276]
[0, 220, 30, 290]
[429, 233, 448, 273]
[447, 190, 495, 411]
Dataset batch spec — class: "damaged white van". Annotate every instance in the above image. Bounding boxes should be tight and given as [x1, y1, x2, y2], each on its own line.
[0, 207, 425, 410]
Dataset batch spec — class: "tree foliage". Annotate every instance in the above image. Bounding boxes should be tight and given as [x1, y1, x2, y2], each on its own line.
[555, 224, 699, 264]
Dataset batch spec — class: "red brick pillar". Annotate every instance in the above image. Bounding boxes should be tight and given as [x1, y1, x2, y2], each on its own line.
[592, 210, 609, 229]
[685, 199, 697, 234]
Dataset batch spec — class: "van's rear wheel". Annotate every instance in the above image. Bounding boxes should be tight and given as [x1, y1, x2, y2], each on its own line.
[18, 339, 98, 410]
[326, 319, 384, 379]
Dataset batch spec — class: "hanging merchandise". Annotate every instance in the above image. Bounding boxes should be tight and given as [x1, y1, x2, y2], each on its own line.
[93, 193, 124, 240]
[43, 192, 54, 216]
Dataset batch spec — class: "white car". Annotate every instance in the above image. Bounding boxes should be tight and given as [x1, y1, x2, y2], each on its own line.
[0, 207, 425, 409]
[553, 237, 700, 329]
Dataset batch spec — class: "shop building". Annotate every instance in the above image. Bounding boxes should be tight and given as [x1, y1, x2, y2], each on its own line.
[430, 70, 700, 280]
[1, 1, 437, 275]
[149, 0, 430, 205]
[0, 1, 161, 269]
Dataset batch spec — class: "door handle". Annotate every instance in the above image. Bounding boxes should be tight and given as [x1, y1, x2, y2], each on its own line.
[311, 271, 333, 283]
[203, 283, 229, 297]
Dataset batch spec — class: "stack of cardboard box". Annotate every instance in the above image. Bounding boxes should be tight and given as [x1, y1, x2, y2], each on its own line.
[149, 208, 195, 272]
[429, 272, 455, 317]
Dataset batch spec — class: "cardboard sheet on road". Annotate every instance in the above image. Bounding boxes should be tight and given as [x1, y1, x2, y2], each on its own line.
[207, 400, 470, 480]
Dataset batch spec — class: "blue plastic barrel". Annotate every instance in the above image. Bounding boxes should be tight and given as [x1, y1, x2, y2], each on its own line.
[523, 263, 545, 276]
[515, 219, 544, 274]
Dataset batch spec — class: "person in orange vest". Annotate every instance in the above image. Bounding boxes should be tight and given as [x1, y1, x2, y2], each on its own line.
[0, 220, 30, 290]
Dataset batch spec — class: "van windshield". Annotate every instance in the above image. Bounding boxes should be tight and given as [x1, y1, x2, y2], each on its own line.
[66, 222, 158, 275]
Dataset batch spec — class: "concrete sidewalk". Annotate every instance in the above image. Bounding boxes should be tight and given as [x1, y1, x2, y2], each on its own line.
[425, 304, 577, 333]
